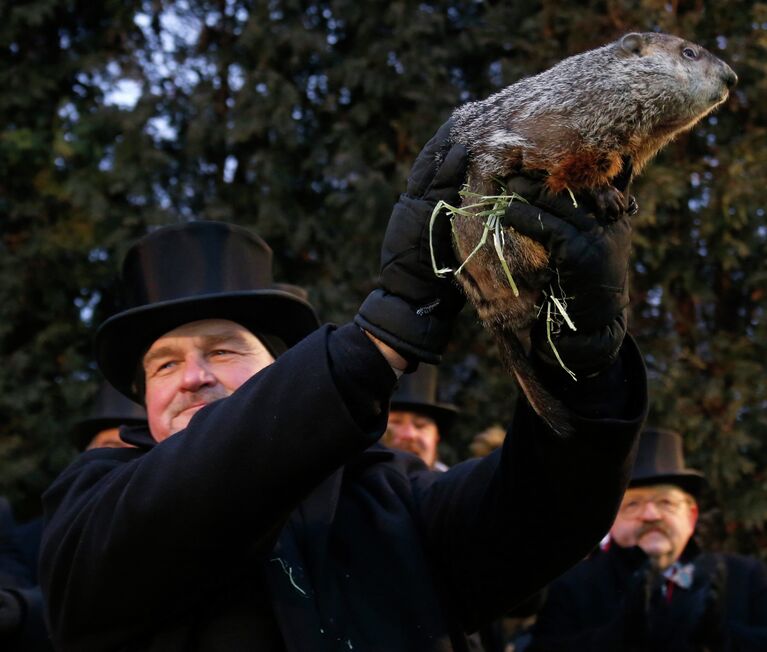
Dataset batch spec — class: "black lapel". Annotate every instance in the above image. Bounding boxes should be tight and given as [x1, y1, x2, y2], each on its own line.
[265, 518, 324, 652]
[265, 468, 345, 652]
[297, 467, 345, 582]
[296, 446, 393, 580]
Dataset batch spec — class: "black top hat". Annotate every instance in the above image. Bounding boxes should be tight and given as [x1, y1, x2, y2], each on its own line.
[96, 221, 320, 398]
[390, 364, 458, 434]
[71, 381, 146, 451]
[630, 428, 705, 497]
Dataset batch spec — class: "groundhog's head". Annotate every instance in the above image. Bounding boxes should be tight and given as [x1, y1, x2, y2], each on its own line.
[616, 32, 737, 166]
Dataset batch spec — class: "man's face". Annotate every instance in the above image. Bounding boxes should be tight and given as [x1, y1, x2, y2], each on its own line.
[143, 319, 274, 442]
[610, 483, 698, 570]
[383, 410, 440, 468]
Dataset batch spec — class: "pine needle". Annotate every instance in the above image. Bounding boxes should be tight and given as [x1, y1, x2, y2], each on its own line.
[492, 215, 519, 297]
[565, 187, 578, 208]
[428, 184, 526, 295]
[429, 184, 580, 380]
[549, 295, 576, 331]
[546, 302, 577, 381]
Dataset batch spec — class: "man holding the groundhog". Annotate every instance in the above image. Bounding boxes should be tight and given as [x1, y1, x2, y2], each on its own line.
[40, 122, 647, 651]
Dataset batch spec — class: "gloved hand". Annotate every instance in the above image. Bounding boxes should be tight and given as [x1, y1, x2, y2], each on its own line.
[355, 120, 468, 365]
[0, 588, 22, 633]
[501, 177, 634, 376]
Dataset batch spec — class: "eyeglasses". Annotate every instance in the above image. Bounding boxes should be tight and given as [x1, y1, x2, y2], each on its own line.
[619, 494, 692, 518]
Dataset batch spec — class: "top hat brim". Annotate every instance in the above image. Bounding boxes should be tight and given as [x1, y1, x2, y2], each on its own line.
[96, 289, 319, 400]
[630, 471, 706, 498]
[389, 399, 459, 434]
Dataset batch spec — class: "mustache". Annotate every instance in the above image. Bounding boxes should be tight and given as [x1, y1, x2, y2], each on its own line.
[171, 388, 230, 417]
[383, 431, 426, 454]
[392, 440, 424, 453]
[637, 523, 670, 539]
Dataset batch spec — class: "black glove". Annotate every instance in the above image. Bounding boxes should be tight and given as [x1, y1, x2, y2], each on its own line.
[0, 588, 22, 634]
[501, 177, 633, 375]
[355, 120, 468, 364]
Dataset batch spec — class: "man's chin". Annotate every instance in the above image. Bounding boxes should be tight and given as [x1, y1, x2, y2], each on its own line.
[170, 406, 205, 434]
[638, 532, 672, 557]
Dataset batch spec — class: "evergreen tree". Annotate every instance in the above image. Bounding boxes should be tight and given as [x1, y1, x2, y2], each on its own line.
[1, 0, 764, 557]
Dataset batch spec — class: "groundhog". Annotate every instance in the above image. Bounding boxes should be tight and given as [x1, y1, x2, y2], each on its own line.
[446, 32, 737, 435]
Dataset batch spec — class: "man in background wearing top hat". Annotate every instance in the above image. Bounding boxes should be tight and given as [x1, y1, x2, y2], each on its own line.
[40, 121, 647, 651]
[0, 380, 146, 652]
[528, 428, 767, 652]
[70, 379, 146, 451]
[383, 363, 457, 471]
[0, 379, 145, 652]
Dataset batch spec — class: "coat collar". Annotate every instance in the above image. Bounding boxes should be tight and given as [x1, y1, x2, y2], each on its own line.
[119, 423, 157, 449]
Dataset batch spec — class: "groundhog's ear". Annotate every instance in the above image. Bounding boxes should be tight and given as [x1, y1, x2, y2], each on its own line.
[619, 33, 645, 56]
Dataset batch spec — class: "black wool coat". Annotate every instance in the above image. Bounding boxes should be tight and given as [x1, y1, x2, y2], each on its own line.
[0, 500, 52, 652]
[529, 540, 767, 651]
[40, 324, 647, 652]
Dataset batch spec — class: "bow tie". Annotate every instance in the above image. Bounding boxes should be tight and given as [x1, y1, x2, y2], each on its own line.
[661, 561, 695, 600]
[665, 562, 695, 589]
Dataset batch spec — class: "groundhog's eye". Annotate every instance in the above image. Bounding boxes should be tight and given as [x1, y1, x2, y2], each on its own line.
[682, 47, 699, 60]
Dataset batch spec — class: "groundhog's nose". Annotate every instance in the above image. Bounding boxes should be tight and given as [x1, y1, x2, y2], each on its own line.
[724, 67, 738, 89]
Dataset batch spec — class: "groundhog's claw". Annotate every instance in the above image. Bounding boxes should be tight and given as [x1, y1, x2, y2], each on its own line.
[593, 186, 626, 221]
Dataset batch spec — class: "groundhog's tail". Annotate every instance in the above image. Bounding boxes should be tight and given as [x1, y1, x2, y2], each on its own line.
[491, 327, 574, 437]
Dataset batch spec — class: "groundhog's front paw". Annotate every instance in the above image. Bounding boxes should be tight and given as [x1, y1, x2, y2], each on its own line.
[593, 185, 626, 221]
[626, 194, 639, 216]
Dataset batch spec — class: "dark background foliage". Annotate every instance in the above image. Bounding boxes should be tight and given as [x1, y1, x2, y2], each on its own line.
[1, 0, 765, 556]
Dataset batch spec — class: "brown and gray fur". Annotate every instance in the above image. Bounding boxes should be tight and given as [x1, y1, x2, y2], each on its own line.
[448, 32, 736, 435]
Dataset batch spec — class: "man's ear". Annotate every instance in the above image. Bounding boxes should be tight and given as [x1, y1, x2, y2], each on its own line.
[688, 499, 699, 528]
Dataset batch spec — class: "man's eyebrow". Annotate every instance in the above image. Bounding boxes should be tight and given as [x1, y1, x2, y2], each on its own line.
[199, 332, 254, 349]
[143, 345, 178, 368]
[143, 331, 256, 367]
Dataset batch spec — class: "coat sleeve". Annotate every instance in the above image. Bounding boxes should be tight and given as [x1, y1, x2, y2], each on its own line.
[4, 586, 53, 652]
[39, 324, 396, 650]
[411, 336, 647, 632]
[0, 499, 31, 588]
